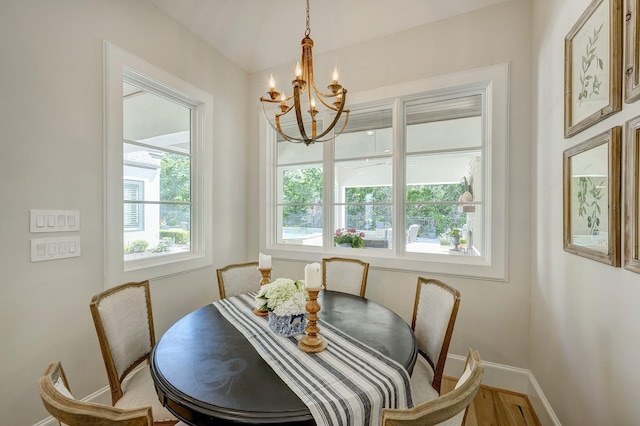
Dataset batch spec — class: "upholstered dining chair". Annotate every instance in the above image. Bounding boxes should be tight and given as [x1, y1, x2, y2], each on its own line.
[89, 281, 179, 425]
[322, 257, 369, 297]
[38, 361, 189, 426]
[381, 349, 483, 426]
[216, 261, 261, 299]
[410, 277, 461, 399]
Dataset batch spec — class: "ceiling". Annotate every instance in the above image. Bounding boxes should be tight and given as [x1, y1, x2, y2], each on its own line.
[149, 0, 512, 73]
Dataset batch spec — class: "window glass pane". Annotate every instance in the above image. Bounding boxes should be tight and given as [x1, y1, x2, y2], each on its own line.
[276, 165, 323, 246]
[406, 95, 482, 153]
[277, 206, 323, 246]
[333, 204, 392, 249]
[277, 139, 323, 164]
[123, 83, 191, 154]
[335, 109, 393, 159]
[122, 81, 192, 262]
[405, 93, 483, 258]
[406, 152, 481, 201]
[405, 204, 479, 256]
[277, 166, 323, 204]
[123, 203, 191, 260]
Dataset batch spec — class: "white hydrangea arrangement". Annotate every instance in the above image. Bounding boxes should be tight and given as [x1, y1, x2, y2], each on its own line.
[254, 278, 308, 316]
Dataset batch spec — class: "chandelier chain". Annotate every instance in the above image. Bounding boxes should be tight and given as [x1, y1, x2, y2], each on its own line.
[305, 0, 311, 37]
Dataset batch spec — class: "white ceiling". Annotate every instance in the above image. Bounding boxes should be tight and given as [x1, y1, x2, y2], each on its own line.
[149, 0, 512, 73]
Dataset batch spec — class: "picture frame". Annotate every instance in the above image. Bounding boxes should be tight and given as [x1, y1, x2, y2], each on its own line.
[563, 126, 621, 266]
[624, 116, 640, 272]
[625, 0, 640, 102]
[564, 0, 622, 138]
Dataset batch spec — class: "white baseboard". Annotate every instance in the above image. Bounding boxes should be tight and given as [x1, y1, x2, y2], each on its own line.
[443, 354, 561, 426]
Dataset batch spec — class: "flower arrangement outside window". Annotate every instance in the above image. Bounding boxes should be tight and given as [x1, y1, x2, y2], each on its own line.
[254, 278, 307, 316]
[334, 228, 365, 248]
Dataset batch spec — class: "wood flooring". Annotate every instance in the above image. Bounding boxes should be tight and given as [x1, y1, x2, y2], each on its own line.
[441, 376, 542, 426]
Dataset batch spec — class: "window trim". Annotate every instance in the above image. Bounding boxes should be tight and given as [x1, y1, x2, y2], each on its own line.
[261, 63, 509, 281]
[104, 41, 213, 287]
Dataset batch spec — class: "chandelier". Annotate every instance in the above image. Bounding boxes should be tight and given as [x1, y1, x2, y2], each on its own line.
[259, 0, 349, 146]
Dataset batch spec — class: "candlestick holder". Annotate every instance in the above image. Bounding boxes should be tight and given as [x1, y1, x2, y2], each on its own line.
[258, 268, 272, 286]
[254, 268, 272, 316]
[298, 286, 328, 353]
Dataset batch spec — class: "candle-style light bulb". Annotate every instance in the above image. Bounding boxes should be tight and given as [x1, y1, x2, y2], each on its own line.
[295, 61, 302, 79]
[310, 97, 316, 110]
[269, 74, 276, 90]
[332, 67, 339, 84]
[280, 91, 286, 102]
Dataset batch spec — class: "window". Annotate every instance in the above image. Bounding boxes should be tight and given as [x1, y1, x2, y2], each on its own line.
[123, 180, 144, 231]
[264, 64, 508, 280]
[104, 42, 213, 286]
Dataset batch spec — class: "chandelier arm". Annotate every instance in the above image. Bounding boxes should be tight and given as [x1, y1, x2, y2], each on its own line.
[293, 84, 310, 142]
[261, 101, 305, 143]
[303, 93, 348, 142]
[313, 90, 343, 111]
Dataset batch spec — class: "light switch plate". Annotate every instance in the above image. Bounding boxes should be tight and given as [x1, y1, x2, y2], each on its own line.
[30, 210, 80, 233]
[31, 236, 81, 262]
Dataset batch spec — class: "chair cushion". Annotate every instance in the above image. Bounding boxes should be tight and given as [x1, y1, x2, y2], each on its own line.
[410, 355, 439, 404]
[114, 364, 177, 422]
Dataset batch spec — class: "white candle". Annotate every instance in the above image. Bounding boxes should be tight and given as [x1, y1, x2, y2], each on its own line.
[304, 262, 322, 289]
[259, 252, 272, 269]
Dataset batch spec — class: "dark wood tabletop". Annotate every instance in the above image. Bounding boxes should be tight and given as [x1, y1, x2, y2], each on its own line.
[150, 290, 417, 425]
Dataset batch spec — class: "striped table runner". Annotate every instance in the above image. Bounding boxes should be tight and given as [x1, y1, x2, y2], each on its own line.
[214, 293, 413, 426]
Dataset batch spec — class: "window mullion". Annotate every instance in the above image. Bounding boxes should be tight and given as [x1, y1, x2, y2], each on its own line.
[324, 112, 334, 249]
[393, 98, 405, 256]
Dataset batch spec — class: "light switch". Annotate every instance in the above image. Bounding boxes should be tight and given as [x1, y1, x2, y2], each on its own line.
[36, 215, 45, 227]
[57, 215, 66, 227]
[37, 243, 45, 257]
[67, 215, 75, 227]
[47, 215, 56, 227]
[47, 242, 57, 255]
[58, 241, 67, 254]
[69, 241, 76, 253]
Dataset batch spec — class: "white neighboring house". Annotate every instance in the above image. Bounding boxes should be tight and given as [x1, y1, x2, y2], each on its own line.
[123, 149, 161, 250]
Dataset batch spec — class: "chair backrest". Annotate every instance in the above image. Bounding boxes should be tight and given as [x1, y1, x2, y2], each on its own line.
[216, 261, 261, 299]
[89, 281, 155, 405]
[322, 257, 369, 297]
[381, 349, 483, 426]
[38, 362, 153, 426]
[411, 277, 461, 393]
[407, 224, 421, 243]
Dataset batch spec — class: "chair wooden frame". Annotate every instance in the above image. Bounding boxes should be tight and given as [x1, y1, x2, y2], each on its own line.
[216, 261, 260, 299]
[321, 257, 370, 297]
[411, 277, 461, 394]
[38, 362, 153, 426]
[89, 281, 156, 405]
[381, 349, 483, 426]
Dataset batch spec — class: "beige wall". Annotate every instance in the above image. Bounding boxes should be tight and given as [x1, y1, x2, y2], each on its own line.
[248, 0, 533, 371]
[532, 0, 640, 424]
[0, 1, 250, 425]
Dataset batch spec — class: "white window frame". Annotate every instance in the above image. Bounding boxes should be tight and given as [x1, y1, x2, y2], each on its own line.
[261, 63, 509, 281]
[104, 41, 213, 287]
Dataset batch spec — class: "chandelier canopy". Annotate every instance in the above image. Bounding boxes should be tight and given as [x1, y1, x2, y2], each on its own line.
[260, 0, 349, 146]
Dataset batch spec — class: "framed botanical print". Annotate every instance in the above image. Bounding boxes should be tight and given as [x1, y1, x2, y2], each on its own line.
[625, 116, 640, 272]
[564, 0, 622, 138]
[563, 126, 621, 266]
[625, 0, 640, 102]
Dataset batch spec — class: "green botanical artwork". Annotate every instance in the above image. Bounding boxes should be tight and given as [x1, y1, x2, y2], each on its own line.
[576, 176, 604, 235]
[578, 23, 604, 106]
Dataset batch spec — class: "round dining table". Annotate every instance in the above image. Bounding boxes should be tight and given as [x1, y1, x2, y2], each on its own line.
[150, 290, 417, 425]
